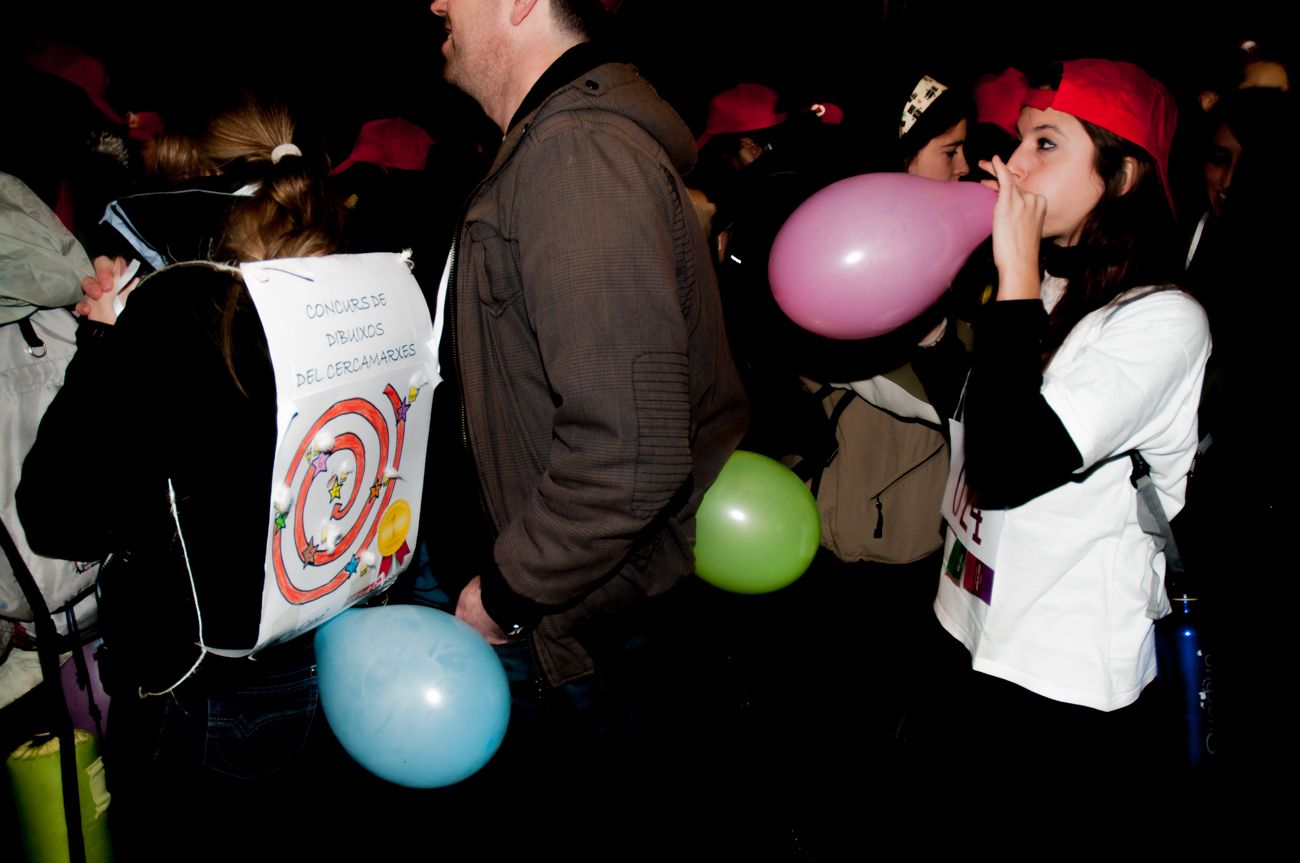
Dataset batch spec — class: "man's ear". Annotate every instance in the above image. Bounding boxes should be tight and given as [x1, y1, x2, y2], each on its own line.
[511, 0, 540, 26]
[1118, 155, 1141, 197]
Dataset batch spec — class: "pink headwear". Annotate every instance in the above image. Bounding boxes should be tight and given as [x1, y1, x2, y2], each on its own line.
[331, 118, 435, 176]
[697, 84, 844, 150]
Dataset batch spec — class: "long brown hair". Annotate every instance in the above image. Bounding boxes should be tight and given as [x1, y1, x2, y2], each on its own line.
[1027, 66, 1182, 363]
[1038, 121, 1182, 362]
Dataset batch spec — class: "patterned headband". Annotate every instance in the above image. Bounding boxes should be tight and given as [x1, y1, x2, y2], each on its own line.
[900, 75, 948, 138]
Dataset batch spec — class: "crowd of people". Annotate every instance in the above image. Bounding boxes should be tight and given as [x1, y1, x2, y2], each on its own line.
[2, 1, 1292, 858]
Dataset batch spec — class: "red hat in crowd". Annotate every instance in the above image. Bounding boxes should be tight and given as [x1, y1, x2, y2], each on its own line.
[127, 111, 165, 142]
[1022, 59, 1177, 208]
[696, 84, 787, 150]
[331, 118, 435, 176]
[24, 43, 126, 125]
[810, 102, 846, 126]
[697, 84, 845, 150]
[975, 67, 1030, 137]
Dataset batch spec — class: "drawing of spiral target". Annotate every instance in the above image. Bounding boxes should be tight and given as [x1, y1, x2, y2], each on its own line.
[269, 382, 417, 604]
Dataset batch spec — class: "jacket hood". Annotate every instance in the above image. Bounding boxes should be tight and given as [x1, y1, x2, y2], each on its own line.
[510, 62, 698, 178]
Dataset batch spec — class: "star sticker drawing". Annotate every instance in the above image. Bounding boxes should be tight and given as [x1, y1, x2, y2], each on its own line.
[300, 538, 319, 566]
[270, 380, 425, 618]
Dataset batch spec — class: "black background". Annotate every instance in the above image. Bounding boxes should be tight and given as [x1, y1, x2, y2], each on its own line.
[9, 0, 1291, 157]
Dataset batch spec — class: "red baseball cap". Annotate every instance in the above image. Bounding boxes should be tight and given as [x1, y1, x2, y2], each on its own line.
[1022, 59, 1177, 208]
[331, 118, 435, 176]
[810, 102, 845, 126]
[696, 84, 846, 150]
[975, 67, 1029, 137]
[24, 43, 125, 126]
[697, 84, 787, 150]
[127, 111, 165, 142]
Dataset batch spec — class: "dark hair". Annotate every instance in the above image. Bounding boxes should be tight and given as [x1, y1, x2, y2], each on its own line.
[898, 85, 973, 169]
[852, 72, 972, 175]
[693, 121, 781, 184]
[1040, 120, 1182, 359]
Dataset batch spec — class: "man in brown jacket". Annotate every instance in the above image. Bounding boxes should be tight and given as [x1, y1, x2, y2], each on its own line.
[428, 0, 746, 689]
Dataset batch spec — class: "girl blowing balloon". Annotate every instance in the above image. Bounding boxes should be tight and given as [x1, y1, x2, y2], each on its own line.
[933, 61, 1209, 765]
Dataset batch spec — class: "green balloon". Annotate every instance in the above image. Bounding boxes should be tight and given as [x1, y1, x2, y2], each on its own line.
[693, 450, 821, 594]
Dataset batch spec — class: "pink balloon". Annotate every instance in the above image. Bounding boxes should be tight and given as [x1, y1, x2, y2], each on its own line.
[768, 173, 995, 339]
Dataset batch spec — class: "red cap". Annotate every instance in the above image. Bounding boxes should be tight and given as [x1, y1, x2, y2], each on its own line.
[810, 102, 845, 125]
[331, 118, 435, 176]
[697, 83, 787, 150]
[696, 85, 846, 150]
[1022, 59, 1177, 208]
[975, 67, 1029, 137]
[24, 43, 125, 126]
[127, 111, 165, 142]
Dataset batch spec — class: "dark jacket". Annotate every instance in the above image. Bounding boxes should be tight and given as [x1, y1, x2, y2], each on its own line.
[18, 263, 278, 689]
[449, 59, 747, 686]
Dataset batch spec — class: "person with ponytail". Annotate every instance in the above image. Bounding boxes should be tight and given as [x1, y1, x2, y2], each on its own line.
[929, 61, 1210, 780]
[17, 101, 347, 853]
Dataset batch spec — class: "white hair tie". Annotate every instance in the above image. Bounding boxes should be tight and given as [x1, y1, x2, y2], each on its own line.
[271, 142, 302, 164]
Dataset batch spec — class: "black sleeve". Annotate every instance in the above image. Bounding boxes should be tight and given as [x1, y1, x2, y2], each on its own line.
[963, 300, 1083, 509]
[479, 564, 548, 633]
[911, 321, 972, 423]
[17, 317, 123, 560]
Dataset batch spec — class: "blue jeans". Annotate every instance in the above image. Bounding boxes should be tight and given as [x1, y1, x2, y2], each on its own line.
[152, 649, 320, 781]
[107, 638, 324, 857]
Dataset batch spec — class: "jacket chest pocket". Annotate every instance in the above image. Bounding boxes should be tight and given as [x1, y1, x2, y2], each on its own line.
[465, 220, 522, 316]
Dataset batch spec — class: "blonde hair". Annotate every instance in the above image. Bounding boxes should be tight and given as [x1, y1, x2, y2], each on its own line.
[197, 102, 345, 391]
[206, 103, 343, 261]
[153, 132, 218, 183]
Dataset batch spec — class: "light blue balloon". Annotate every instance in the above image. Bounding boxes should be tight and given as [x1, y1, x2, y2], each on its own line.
[314, 605, 510, 788]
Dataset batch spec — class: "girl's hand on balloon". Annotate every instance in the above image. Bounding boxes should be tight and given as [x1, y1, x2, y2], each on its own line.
[982, 156, 1044, 302]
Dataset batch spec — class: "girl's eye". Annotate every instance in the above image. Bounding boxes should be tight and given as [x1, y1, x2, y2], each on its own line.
[1037, 137, 1056, 152]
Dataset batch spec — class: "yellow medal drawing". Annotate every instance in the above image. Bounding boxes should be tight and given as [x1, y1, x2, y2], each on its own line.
[377, 499, 412, 576]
